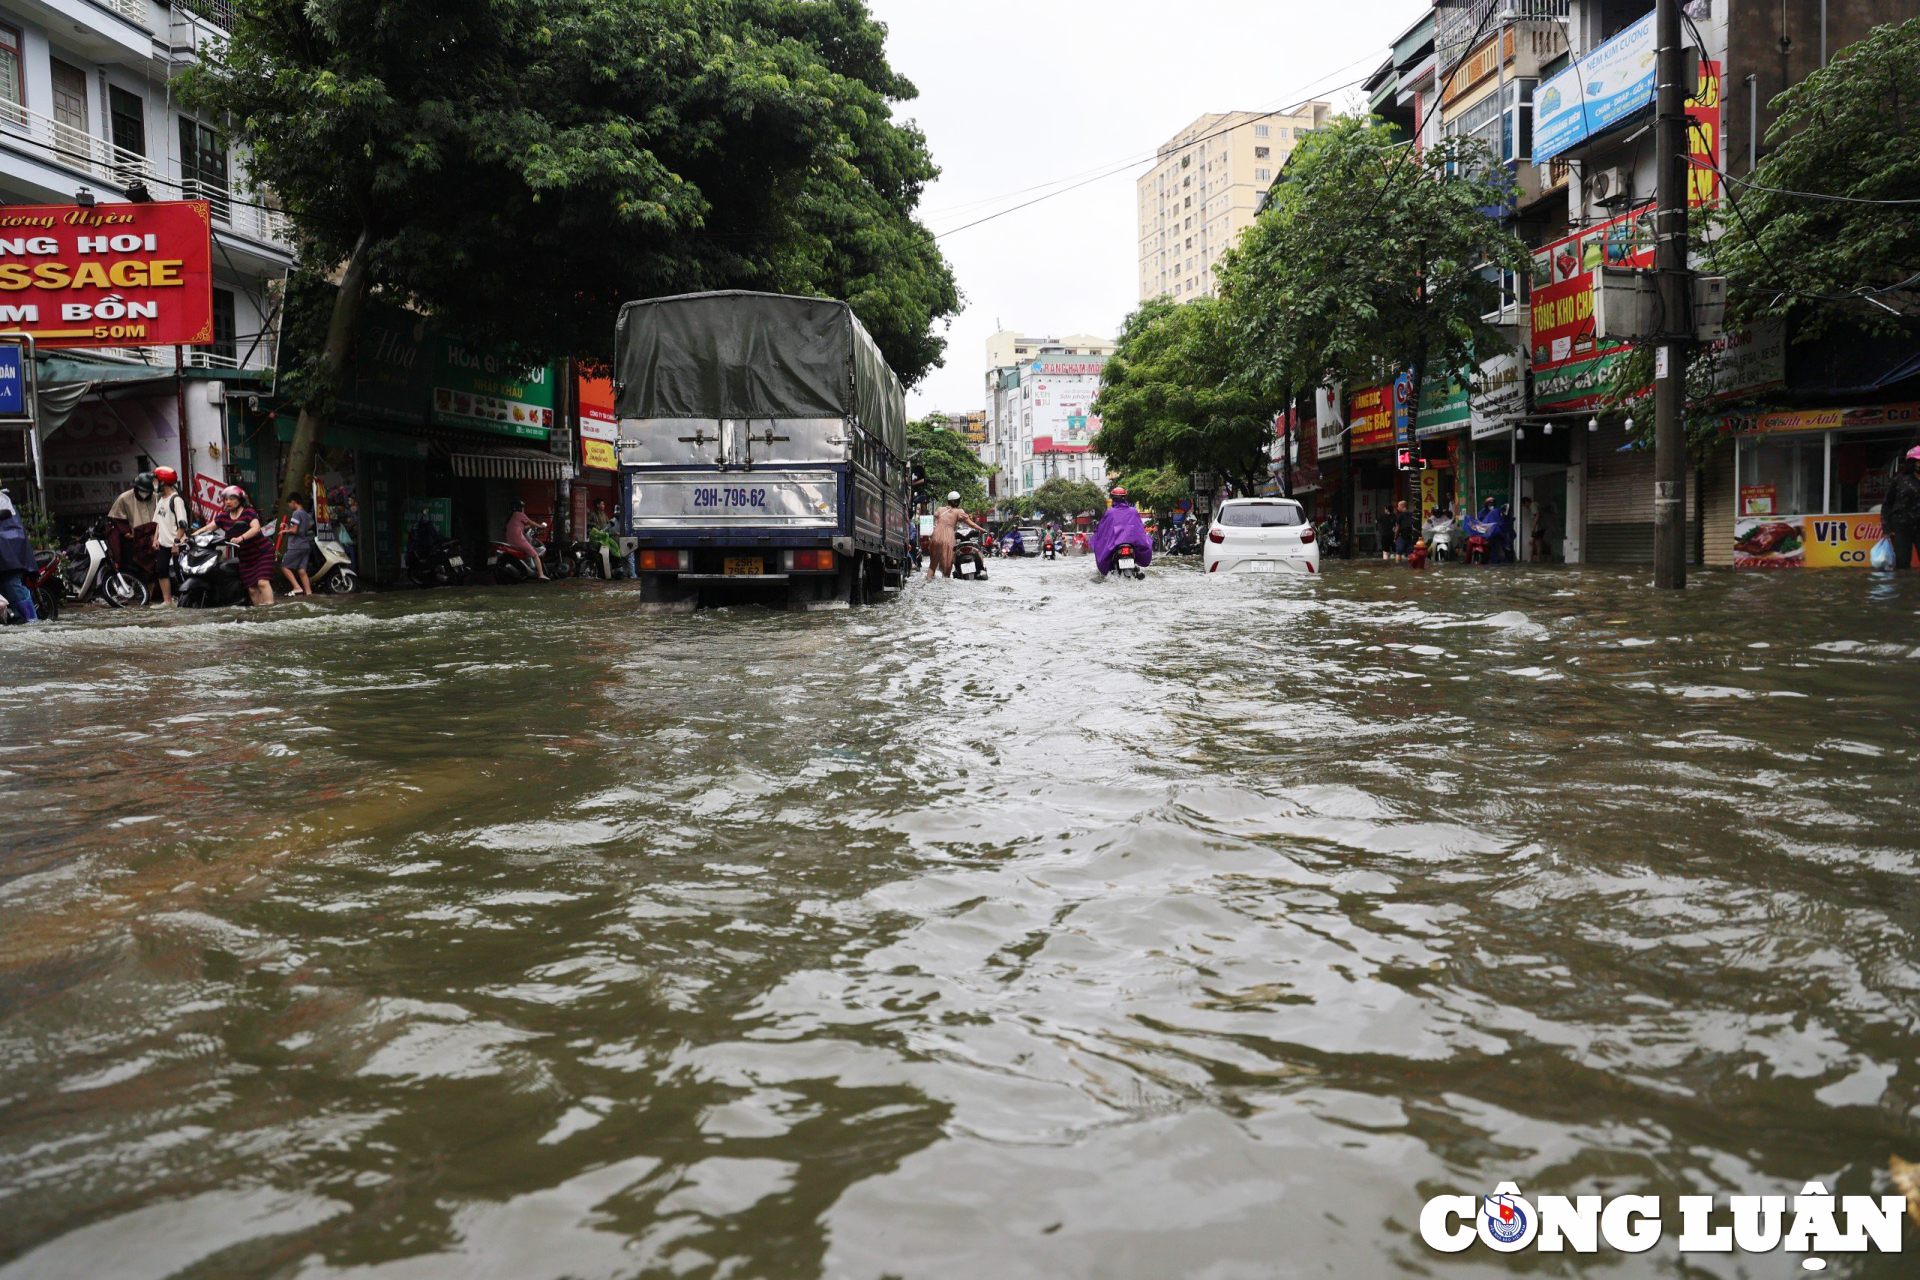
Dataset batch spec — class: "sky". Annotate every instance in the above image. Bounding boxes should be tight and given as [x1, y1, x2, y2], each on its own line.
[866, 0, 1422, 419]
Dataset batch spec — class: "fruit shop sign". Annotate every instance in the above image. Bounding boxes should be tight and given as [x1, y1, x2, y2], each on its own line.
[0, 201, 214, 348]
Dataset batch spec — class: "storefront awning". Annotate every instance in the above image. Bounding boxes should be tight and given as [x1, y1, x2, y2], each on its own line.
[448, 444, 571, 481]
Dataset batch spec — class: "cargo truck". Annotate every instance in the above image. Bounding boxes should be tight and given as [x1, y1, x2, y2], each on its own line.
[613, 291, 912, 610]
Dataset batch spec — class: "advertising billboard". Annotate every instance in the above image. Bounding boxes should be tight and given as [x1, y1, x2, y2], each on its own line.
[1534, 12, 1657, 163]
[0, 200, 213, 348]
[578, 373, 617, 470]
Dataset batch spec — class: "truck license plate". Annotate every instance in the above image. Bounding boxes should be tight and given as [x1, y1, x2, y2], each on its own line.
[723, 556, 763, 576]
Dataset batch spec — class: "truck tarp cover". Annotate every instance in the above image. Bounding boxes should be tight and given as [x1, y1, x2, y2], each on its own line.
[615, 291, 906, 455]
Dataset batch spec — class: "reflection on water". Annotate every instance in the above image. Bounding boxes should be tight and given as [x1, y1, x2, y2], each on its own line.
[1, 564, 1917, 1277]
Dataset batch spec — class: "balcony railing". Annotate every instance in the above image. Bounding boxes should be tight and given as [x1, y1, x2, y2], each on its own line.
[85, 344, 271, 372]
[99, 0, 149, 27]
[1436, 0, 1572, 68]
[0, 100, 156, 188]
[173, 0, 233, 31]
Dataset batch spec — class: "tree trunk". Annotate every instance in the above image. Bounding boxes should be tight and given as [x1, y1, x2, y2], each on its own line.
[280, 230, 374, 514]
[1282, 392, 1295, 499]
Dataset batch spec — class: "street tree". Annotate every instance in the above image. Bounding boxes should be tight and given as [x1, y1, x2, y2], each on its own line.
[1093, 296, 1274, 495]
[1112, 466, 1190, 517]
[1024, 477, 1108, 524]
[1716, 16, 1920, 343]
[907, 417, 990, 510]
[185, 0, 957, 508]
[1217, 116, 1527, 435]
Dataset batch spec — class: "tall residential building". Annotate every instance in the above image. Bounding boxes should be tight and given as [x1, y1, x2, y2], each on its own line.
[983, 332, 1115, 510]
[1136, 103, 1330, 302]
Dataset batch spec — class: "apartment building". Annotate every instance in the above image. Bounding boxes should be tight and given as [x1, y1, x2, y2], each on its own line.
[982, 332, 1114, 509]
[1136, 103, 1330, 303]
[0, 0, 296, 520]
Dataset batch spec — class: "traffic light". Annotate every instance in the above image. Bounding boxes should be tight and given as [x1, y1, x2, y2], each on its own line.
[1397, 446, 1428, 472]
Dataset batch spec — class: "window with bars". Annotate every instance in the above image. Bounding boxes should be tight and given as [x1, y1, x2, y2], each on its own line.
[0, 25, 21, 125]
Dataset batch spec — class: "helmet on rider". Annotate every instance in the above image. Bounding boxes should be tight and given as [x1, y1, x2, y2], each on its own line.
[221, 485, 246, 501]
[1906, 445, 1920, 462]
[946, 491, 960, 502]
[152, 465, 178, 486]
[132, 471, 155, 498]
[511, 497, 526, 512]
[1109, 486, 1128, 499]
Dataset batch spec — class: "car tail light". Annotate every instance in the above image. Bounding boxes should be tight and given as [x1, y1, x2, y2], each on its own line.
[1299, 526, 1315, 544]
[1208, 529, 1224, 543]
[783, 549, 835, 572]
[1209, 561, 1218, 572]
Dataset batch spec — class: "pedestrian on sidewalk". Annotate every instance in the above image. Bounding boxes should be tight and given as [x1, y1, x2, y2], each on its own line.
[1884, 448, 1920, 570]
[0, 490, 39, 622]
[278, 493, 316, 597]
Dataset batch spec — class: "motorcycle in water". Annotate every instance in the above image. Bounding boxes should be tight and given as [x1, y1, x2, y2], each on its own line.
[307, 537, 360, 594]
[489, 521, 551, 585]
[554, 537, 600, 579]
[1423, 517, 1457, 563]
[952, 528, 989, 581]
[1041, 535, 1058, 561]
[172, 527, 250, 608]
[1165, 525, 1200, 556]
[1112, 541, 1146, 580]
[1314, 519, 1343, 556]
[61, 520, 147, 608]
[1461, 509, 1509, 565]
[407, 534, 470, 588]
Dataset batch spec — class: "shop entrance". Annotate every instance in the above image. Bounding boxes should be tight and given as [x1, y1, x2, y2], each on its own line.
[1518, 467, 1569, 562]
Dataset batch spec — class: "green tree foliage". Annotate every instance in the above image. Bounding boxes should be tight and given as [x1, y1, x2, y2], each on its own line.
[1112, 466, 1190, 516]
[1717, 17, 1920, 342]
[1092, 296, 1274, 493]
[185, 0, 957, 506]
[1023, 477, 1108, 523]
[1218, 116, 1528, 425]
[907, 417, 989, 510]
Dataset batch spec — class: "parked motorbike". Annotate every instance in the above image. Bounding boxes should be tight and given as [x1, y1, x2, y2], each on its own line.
[1424, 518, 1457, 563]
[1165, 526, 1200, 556]
[306, 537, 360, 594]
[554, 538, 600, 579]
[407, 534, 471, 588]
[0, 548, 60, 624]
[489, 521, 551, 585]
[1314, 519, 1343, 556]
[173, 527, 250, 608]
[1112, 541, 1146, 580]
[952, 528, 989, 581]
[61, 521, 147, 608]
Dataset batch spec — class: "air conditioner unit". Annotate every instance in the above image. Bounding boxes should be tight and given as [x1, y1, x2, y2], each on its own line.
[1587, 166, 1627, 205]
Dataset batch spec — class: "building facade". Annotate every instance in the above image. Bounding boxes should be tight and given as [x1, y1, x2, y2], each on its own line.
[982, 337, 1113, 511]
[0, 0, 296, 527]
[1136, 103, 1329, 303]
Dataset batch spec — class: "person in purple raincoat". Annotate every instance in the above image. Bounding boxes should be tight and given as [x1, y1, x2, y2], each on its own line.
[1089, 487, 1153, 577]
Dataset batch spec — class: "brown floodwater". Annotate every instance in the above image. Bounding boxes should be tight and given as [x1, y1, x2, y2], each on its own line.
[1, 560, 1917, 1278]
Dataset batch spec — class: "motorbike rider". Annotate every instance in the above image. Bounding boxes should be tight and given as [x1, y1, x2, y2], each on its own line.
[926, 491, 986, 581]
[150, 467, 190, 605]
[106, 470, 160, 596]
[504, 498, 547, 580]
[0, 489, 38, 622]
[1090, 486, 1153, 577]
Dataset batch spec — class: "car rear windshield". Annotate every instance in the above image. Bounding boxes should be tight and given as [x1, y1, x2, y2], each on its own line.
[1218, 503, 1304, 528]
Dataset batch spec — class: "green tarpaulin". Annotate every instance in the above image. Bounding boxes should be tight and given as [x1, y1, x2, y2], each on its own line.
[614, 291, 907, 456]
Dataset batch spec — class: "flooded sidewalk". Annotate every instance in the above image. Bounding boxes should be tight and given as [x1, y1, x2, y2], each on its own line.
[1, 562, 1917, 1277]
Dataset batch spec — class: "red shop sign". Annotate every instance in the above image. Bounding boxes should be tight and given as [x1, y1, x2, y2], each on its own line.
[0, 201, 214, 348]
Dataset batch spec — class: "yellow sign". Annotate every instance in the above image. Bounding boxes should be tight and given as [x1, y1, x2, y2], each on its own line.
[581, 438, 617, 471]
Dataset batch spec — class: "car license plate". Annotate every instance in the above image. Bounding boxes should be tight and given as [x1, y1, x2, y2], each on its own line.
[723, 556, 763, 576]
[1249, 560, 1278, 573]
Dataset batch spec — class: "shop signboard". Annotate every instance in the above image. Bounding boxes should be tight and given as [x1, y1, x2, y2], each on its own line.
[1734, 513, 1916, 569]
[1348, 380, 1398, 451]
[0, 341, 22, 414]
[1471, 351, 1525, 439]
[1531, 65, 1721, 412]
[1416, 367, 1471, 439]
[962, 412, 988, 445]
[1315, 384, 1345, 453]
[0, 200, 213, 348]
[1743, 402, 1920, 436]
[578, 372, 617, 471]
[432, 342, 554, 439]
[1534, 11, 1656, 163]
[1739, 485, 1775, 517]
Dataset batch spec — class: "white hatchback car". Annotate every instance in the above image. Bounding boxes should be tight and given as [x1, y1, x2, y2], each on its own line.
[1205, 498, 1320, 575]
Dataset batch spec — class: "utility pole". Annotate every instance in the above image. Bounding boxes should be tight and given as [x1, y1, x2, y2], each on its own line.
[1652, 0, 1691, 590]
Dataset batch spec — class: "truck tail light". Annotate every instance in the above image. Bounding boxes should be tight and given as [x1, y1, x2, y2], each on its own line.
[1299, 526, 1315, 544]
[782, 549, 835, 572]
[638, 549, 687, 571]
[1208, 528, 1224, 543]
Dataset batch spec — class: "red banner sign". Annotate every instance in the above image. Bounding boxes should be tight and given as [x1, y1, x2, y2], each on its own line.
[1347, 382, 1397, 451]
[0, 201, 214, 348]
[577, 372, 617, 471]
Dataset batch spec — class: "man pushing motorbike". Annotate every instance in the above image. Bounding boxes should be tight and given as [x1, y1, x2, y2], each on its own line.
[926, 492, 988, 581]
[1089, 486, 1153, 578]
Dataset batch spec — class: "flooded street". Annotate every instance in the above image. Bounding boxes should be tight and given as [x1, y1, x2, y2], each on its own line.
[2, 561, 1918, 1278]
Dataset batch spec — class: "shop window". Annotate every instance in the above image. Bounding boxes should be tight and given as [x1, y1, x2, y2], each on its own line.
[1737, 435, 1822, 516]
[1829, 429, 1910, 513]
[0, 25, 21, 125]
[109, 86, 145, 159]
[198, 288, 236, 364]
